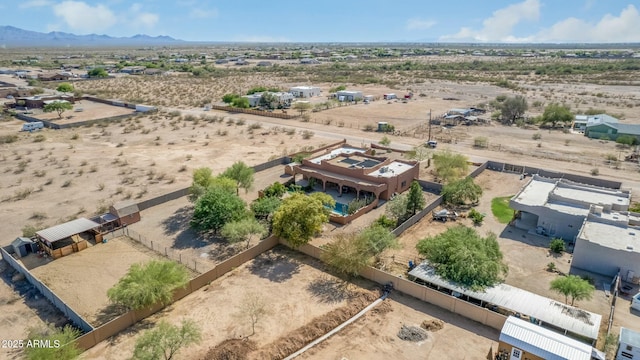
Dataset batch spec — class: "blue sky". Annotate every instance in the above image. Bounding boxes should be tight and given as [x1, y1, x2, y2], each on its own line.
[3, 0, 640, 42]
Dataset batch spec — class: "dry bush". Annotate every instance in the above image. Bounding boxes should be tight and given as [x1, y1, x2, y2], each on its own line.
[204, 339, 258, 360]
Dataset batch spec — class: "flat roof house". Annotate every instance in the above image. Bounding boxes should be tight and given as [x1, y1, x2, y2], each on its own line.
[572, 205, 640, 281]
[290, 86, 321, 98]
[510, 175, 630, 240]
[336, 90, 363, 102]
[242, 92, 294, 108]
[286, 144, 419, 201]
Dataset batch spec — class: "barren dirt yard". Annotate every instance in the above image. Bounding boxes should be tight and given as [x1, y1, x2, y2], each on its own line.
[27, 99, 137, 125]
[300, 291, 499, 360]
[27, 236, 166, 326]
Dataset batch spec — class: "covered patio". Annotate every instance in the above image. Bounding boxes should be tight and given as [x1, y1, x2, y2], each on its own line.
[36, 218, 100, 259]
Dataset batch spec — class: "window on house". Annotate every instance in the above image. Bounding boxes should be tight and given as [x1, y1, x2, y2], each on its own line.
[401, 181, 407, 187]
[626, 345, 633, 351]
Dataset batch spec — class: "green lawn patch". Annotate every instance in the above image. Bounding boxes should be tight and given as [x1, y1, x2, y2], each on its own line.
[491, 196, 514, 224]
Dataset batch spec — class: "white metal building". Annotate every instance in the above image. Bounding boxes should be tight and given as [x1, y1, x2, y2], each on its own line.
[336, 90, 363, 102]
[289, 86, 321, 98]
[618, 327, 640, 360]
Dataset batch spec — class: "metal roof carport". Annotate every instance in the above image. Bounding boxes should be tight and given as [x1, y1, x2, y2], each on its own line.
[36, 218, 100, 244]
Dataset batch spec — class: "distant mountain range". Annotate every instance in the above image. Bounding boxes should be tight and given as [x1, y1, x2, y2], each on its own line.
[0, 26, 184, 47]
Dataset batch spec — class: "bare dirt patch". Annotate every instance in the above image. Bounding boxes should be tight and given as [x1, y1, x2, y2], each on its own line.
[27, 236, 166, 326]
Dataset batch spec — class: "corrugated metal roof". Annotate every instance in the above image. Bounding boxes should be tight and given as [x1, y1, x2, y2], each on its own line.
[621, 327, 640, 348]
[111, 200, 139, 217]
[500, 317, 592, 360]
[36, 218, 99, 243]
[408, 262, 601, 340]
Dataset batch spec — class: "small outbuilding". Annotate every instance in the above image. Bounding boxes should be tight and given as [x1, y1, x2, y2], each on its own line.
[109, 200, 141, 227]
[11, 237, 37, 258]
[290, 86, 321, 98]
[36, 218, 100, 259]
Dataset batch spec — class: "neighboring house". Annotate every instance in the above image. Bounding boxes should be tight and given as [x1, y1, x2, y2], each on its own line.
[120, 66, 146, 74]
[300, 58, 320, 64]
[498, 316, 602, 360]
[109, 200, 141, 227]
[256, 61, 272, 67]
[289, 86, 321, 98]
[573, 113, 619, 132]
[286, 144, 419, 201]
[242, 92, 294, 108]
[408, 262, 602, 344]
[448, 108, 473, 117]
[510, 175, 630, 241]
[215, 59, 229, 64]
[16, 95, 74, 108]
[144, 68, 164, 76]
[336, 90, 363, 102]
[37, 72, 70, 81]
[618, 327, 640, 360]
[572, 205, 640, 280]
[585, 122, 640, 142]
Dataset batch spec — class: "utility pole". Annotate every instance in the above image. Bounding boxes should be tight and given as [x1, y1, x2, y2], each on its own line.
[427, 109, 432, 141]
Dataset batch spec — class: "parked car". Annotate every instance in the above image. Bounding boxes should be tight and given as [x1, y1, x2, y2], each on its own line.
[425, 140, 437, 148]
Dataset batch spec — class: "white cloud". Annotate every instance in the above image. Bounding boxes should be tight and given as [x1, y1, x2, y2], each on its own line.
[136, 12, 159, 28]
[406, 18, 437, 30]
[234, 35, 290, 43]
[19, 0, 53, 9]
[441, 0, 540, 42]
[190, 8, 219, 19]
[535, 5, 640, 42]
[53, 1, 117, 33]
[130, 3, 142, 12]
[583, 0, 596, 11]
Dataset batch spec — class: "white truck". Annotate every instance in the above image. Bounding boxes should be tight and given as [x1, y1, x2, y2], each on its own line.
[21, 122, 44, 132]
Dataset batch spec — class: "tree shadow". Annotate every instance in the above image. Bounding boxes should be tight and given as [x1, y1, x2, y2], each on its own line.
[305, 276, 354, 304]
[0, 267, 70, 328]
[162, 206, 192, 235]
[94, 303, 128, 328]
[208, 241, 243, 263]
[172, 227, 210, 250]
[248, 251, 301, 283]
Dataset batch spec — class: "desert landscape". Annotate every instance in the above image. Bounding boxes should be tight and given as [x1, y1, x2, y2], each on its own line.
[1, 46, 640, 359]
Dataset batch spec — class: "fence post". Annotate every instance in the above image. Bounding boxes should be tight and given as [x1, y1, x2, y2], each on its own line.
[165, 247, 167, 256]
[194, 260, 197, 272]
[179, 253, 182, 263]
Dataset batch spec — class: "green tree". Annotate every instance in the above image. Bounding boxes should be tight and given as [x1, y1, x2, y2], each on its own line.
[132, 320, 201, 360]
[541, 103, 573, 128]
[221, 161, 255, 195]
[322, 224, 397, 277]
[385, 193, 410, 224]
[616, 134, 639, 146]
[43, 101, 73, 119]
[247, 86, 268, 95]
[191, 186, 246, 233]
[250, 196, 282, 220]
[231, 97, 250, 108]
[499, 95, 528, 124]
[221, 217, 268, 249]
[406, 180, 426, 215]
[25, 324, 81, 360]
[272, 193, 334, 248]
[329, 85, 346, 93]
[56, 82, 74, 95]
[87, 67, 108, 77]
[441, 177, 483, 206]
[416, 225, 508, 290]
[259, 92, 279, 109]
[432, 150, 468, 184]
[222, 93, 240, 104]
[406, 146, 431, 161]
[262, 182, 286, 198]
[321, 233, 371, 277]
[292, 101, 312, 116]
[550, 275, 595, 306]
[188, 167, 236, 202]
[379, 135, 391, 146]
[107, 260, 189, 310]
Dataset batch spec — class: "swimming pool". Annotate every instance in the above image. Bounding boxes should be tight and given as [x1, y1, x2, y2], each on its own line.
[326, 202, 349, 216]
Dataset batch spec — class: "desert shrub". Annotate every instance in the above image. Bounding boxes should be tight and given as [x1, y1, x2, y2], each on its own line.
[374, 215, 397, 229]
[468, 208, 485, 225]
[473, 137, 488, 148]
[591, 168, 599, 176]
[532, 133, 542, 140]
[301, 130, 314, 139]
[0, 134, 18, 144]
[362, 124, 375, 132]
[33, 134, 46, 143]
[549, 238, 565, 254]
